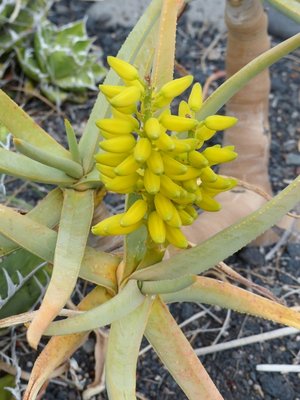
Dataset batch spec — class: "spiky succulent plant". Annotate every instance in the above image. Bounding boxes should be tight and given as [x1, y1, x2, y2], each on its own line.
[16, 20, 106, 104]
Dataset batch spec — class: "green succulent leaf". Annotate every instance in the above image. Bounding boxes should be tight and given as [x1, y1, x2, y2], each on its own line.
[0, 148, 75, 186]
[44, 280, 145, 336]
[105, 297, 153, 399]
[0, 188, 63, 257]
[145, 298, 223, 400]
[79, 0, 162, 173]
[197, 33, 300, 120]
[64, 119, 81, 164]
[0, 374, 15, 400]
[162, 277, 300, 329]
[0, 204, 119, 291]
[0, 249, 49, 319]
[0, 89, 71, 158]
[265, 0, 300, 23]
[27, 189, 94, 348]
[140, 275, 197, 295]
[133, 175, 300, 281]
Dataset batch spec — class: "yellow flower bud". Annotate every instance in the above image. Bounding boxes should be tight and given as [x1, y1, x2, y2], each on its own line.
[92, 213, 142, 236]
[134, 138, 152, 163]
[144, 168, 161, 194]
[96, 118, 135, 135]
[106, 173, 139, 193]
[165, 226, 188, 248]
[178, 209, 194, 225]
[99, 84, 125, 99]
[188, 83, 203, 112]
[170, 138, 199, 153]
[184, 205, 198, 220]
[145, 117, 161, 140]
[120, 199, 148, 226]
[173, 192, 196, 205]
[110, 86, 141, 108]
[99, 135, 136, 153]
[162, 153, 187, 175]
[111, 109, 139, 129]
[114, 154, 140, 176]
[154, 193, 176, 221]
[96, 164, 116, 179]
[147, 150, 164, 175]
[178, 100, 193, 118]
[182, 179, 198, 192]
[160, 175, 182, 198]
[195, 125, 216, 141]
[124, 79, 145, 94]
[148, 211, 166, 244]
[165, 207, 182, 228]
[94, 152, 128, 167]
[188, 151, 208, 168]
[202, 175, 232, 190]
[154, 131, 175, 151]
[159, 75, 193, 98]
[113, 104, 137, 115]
[202, 145, 237, 165]
[196, 192, 221, 212]
[199, 167, 218, 183]
[168, 166, 201, 181]
[161, 115, 197, 132]
[107, 56, 139, 81]
[204, 115, 238, 131]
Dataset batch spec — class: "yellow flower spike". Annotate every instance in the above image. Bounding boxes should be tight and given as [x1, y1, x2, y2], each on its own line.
[159, 75, 194, 98]
[178, 100, 193, 118]
[134, 138, 152, 163]
[144, 168, 161, 194]
[195, 125, 216, 141]
[188, 150, 208, 168]
[105, 173, 139, 192]
[99, 135, 136, 153]
[182, 179, 198, 192]
[111, 109, 139, 129]
[178, 209, 194, 225]
[188, 82, 203, 112]
[165, 207, 182, 228]
[154, 193, 176, 221]
[204, 115, 238, 131]
[107, 56, 139, 81]
[162, 153, 187, 175]
[202, 145, 238, 165]
[196, 192, 221, 212]
[94, 152, 128, 167]
[96, 164, 116, 179]
[92, 213, 142, 236]
[114, 154, 140, 176]
[184, 205, 198, 220]
[160, 175, 182, 198]
[110, 86, 141, 108]
[148, 211, 166, 244]
[120, 199, 148, 227]
[145, 117, 161, 140]
[154, 131, 176, 151]
[96, 118, 135, 135]
[165, 225, 188, 249]
[147, 150, 164, 175]
[170, 138, 199, 153]
[161, 115, 198, 132]
[99, 84, 125, 99]
[199, 166, 218, 183]
[168, 166, 201, 181]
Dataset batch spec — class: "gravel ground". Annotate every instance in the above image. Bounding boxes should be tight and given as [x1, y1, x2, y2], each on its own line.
[1, 1, 300, 399]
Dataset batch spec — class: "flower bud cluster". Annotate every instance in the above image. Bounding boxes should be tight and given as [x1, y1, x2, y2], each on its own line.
[92, 56, 238, 248]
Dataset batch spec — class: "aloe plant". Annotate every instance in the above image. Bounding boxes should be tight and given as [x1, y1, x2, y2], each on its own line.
[0, 0, 299, 399]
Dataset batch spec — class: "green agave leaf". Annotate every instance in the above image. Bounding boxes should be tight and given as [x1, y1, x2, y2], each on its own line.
[0, 148, 75, 186]
[24, 286, 111, 400]
[0, 89, 70, 158]
[72, 167, 102, 190]
[14, 138, 83, 179]
[64, 119, 81, 164]
[145, 298, 223, 400]
[0, 204, 119, 291]
[265, 0, 300, 23]
[140, 275, 196, 295]
[162, 277, 300, 329]
[0, 188, 63, 257]
[27, 189, 94, 348]
[44, 280, 145, 336]
[105, 297, 153, 399]
[133, 175, 300, 281]
[197, 33, 300, 120]
[0, 249, 49, 319]
[79, 0, 162, 173]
